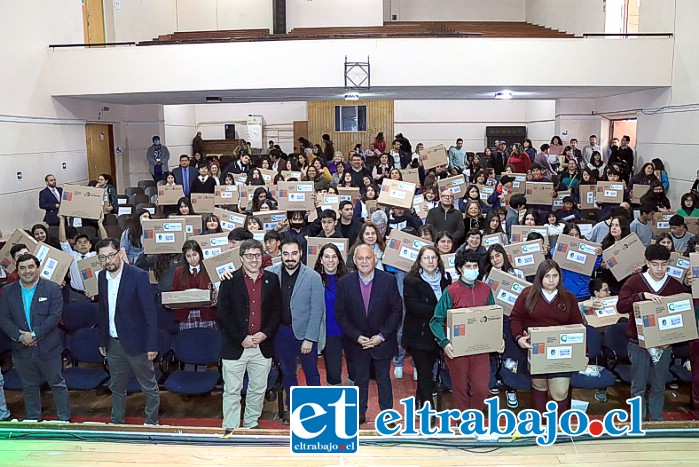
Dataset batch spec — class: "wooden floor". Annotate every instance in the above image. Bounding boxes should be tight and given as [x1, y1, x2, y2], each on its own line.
[2, 435, 699, 466]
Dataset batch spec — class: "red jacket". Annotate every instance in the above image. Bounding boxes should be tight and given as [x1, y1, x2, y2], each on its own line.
[507, 153, 531, 174]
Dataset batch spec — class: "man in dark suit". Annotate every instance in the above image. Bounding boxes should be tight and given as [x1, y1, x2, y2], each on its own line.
[172, 154, 196, 197]
[96, 238, 160, 425]
[335, 244, 402, 425]
[0, 253, 71, 422]
[217, 239, 282, 435]
[38, 174, 62, 226]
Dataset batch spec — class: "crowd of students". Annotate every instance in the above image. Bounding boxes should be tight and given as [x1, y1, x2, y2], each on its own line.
[2, 129, 699, 428]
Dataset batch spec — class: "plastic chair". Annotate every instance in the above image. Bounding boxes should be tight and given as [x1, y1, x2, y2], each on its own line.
[103, 214, 118, 226]
[117, 213, 131, 230]
[62, 328, 109, 391]
[138, 180, 157, 190]
[144, 186, 158, 198]
[135, 202, 157, 215]
[130, 193, 150, 206]
[62, 302, 99, 332]
[602, 321, 633, 384]
[161, 329, 222, 395]
[77, 225, 97, 241]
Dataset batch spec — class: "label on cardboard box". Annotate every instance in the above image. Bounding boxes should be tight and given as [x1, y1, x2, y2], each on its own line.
[633, 293, 698, 348]
[528, 324, 587, 375]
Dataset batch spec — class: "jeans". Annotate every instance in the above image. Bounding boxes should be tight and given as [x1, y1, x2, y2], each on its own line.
[275, 325, 321, 409]
[0, 370, 11, 420]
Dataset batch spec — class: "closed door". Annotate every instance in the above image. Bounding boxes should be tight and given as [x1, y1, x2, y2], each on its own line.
[293, 121, 308, 152]
[82, 0, 105, 44]
[85, 124, 114, 181]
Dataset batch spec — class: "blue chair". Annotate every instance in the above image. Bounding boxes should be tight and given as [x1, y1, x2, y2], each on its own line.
[162, 328, 221, 395]
[126, 330, 172, 393]
[63, 328, 109, 391]
[602, 321, 633, 384]
[571, 325, 617, 390]
[669, 342, 692, 383]
[61, 302, 99, 332]
[157, 305, 180, 335]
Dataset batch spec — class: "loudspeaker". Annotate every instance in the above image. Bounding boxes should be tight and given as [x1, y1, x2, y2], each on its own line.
[224, 124, 236, 140]
[273, 0, 286, 35]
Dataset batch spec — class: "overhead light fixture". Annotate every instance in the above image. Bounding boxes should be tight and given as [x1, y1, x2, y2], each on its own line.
[206, 96, 223, 103]
[494, 91, 513, 99]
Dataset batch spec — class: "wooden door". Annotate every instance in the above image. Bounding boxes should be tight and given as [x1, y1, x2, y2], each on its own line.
[82, 0, 105, 45]
[85, 124, 115, 181]
[293, 121, 308, 153]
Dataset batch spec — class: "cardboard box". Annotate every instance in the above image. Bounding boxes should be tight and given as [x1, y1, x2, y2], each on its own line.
[337, 187, 361, 205]
[189, 232, 231, 259]
[685, 217, 699, 236]
[169, 215, 203, 237]
[280, 170, 303, 180]
[525, 182, 554, 206]
[157, 185, 185, 205]
[237, 186, 255, 208]
[412, 194, 429, 220]
[552, 234, 602, 276]
[580, 296, 627, 328]
[232, 173, 247, 186]
[510, 173, 527, 194]
[651, 212, 673, 236]
[691, 253, 699, 299]
[504, 240, 545, 277]
[510, 225, 548, 244]
[485, 268, 532, 316]
[602, 233, 646, 281]
[631, 184, 651, 204]
[213, 207, 247, 231]
[214, 185, 240, 206]
[437, 174, 468, 199]
[142, 219, 187, 254]
[446, 305, 505, 357]
[203, 247, 241, 284]
[0, 229, 38, 272]
[256, 210, 288, 231]
[596, 181, 626, 204]
[552, 191, 572, 212]
[366, 200, 379, 217]
[441, 253, 458, 281]
[419, 144, 449, 170]
[402, 168, 420, 186]
[383, 231, 433, 272]
[259, 168, 277, 185]
[191, 193, 215, 214]
[58, 184, 104, 220]
[528, 324, 587, 375]
[579, 184, 597, 209]
[277, 181, 315, 211]
[478, 184, 495, 203]
[77, 255, 103, 297]
[482, 233, 506, 248]
[377, 179, 417, 209]
[667, 252, 691, 282]
[33, 242, 74, 285]
[633, 293, 698, 348]
[161, 289, 213, 309]
[306, 237, 349, 268]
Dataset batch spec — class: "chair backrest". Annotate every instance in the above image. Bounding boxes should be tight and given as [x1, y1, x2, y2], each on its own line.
[117, 213, 131, 230]
[585, 324, 602, 359]
[62, 302, 100, 332]
[105, 225, 123, 239]
[144, 186, 158, 197]
[116, 195, 129, 205]
[68, 328, 105, 364]
[103, 214, 118, 226]
[135, 202, 156, 215]
[130, 193, 150, 206]
[77, 225, 97, 241]
[150, 194, 159, 204]
[157, 305, 180, 335]
[138, 180, 157, 189]
[125, 187, 144, 198]
[173, 328, 222, 365]
[605, 321, 629, 361]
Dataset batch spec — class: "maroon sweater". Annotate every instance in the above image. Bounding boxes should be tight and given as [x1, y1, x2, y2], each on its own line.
[509, 287, 582, 341]
[171, 265, 216, 322]
[617, 273, 688, 342]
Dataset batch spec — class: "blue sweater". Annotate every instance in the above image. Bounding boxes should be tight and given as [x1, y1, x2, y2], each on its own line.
[561, 255, 603, 301]
[324, 274, 343, 337]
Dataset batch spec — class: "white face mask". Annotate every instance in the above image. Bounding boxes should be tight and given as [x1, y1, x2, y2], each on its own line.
[462, 269, 479, 282]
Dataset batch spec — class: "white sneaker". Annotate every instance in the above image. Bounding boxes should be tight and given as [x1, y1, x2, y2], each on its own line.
[506, 391, 519, 409]
[413, 369, 418, 381]
[394, 366, 403, 379]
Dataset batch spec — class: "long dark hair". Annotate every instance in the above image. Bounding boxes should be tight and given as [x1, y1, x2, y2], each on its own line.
[251, 187, 269, 212]
[128, 208, 150, 249]
[601, 215, 631, 250]
[656, 232, 676, 252]
[179, 240, 210, 289]
[525, 259, 573, 313]
[177, 196, 195, 215]
[406, 245, 446, 281]
[313, 243, 349, 286]
[483, 210, 504, 235]
[481, 244, 515, 279]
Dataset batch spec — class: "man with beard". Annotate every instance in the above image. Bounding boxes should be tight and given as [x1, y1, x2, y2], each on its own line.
[265, 237, 325, 424]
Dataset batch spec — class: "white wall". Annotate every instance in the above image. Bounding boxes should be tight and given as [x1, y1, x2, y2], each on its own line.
[164, 104, 197, 165]
[394, 100, 554, 151]
[104, 0, 178, 43]
[391, 0, 525, 21]
[176, 0, 273, 32]
[286, 0, 383, 32]
[525, 0, 605, 36]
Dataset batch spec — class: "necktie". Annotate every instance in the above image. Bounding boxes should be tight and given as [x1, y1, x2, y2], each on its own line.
[183, 168, 189, 195]
[192, 267, 199, 275]
[52, 188, 60, 202]
[80, 255, 86, 260]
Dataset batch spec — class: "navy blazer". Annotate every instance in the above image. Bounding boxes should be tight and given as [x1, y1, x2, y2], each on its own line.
[216, 269, 282, 360]
[97, 263, 158, 356]
[0, 278, 64, 358]
[334, 270, 402, 360]
[172, 166, 197, 193]
[39, 186, 63, 226]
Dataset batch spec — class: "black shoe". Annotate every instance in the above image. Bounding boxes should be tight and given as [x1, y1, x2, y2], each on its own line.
[359, 414, 367, 425]
[0, 415, 12, 422]
[265, 390, 277, 402]
[281, 411, 290, 425]
[222, 429, 235, 438]
[246, 424, 262, 430]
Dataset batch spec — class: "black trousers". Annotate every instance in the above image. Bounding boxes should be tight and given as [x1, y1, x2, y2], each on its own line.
[324, 335, 346, 385]
[408, 347, 438, 406]
[350, 349, 393, 416]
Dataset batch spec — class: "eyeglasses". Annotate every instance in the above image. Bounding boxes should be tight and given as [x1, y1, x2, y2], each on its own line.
[422, 256, 438, 262]
[441, 195, 454, 199]
[98, 252, 119, 263]
[242, 253, 262, 260]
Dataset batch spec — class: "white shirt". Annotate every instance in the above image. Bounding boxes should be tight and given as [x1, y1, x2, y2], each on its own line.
[643, 271, 668, 293]
[189, 265, 199, 275]
[106, 266, 124, 338]
[542, 289, 558, 303]
[60, 241, 96, 292]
